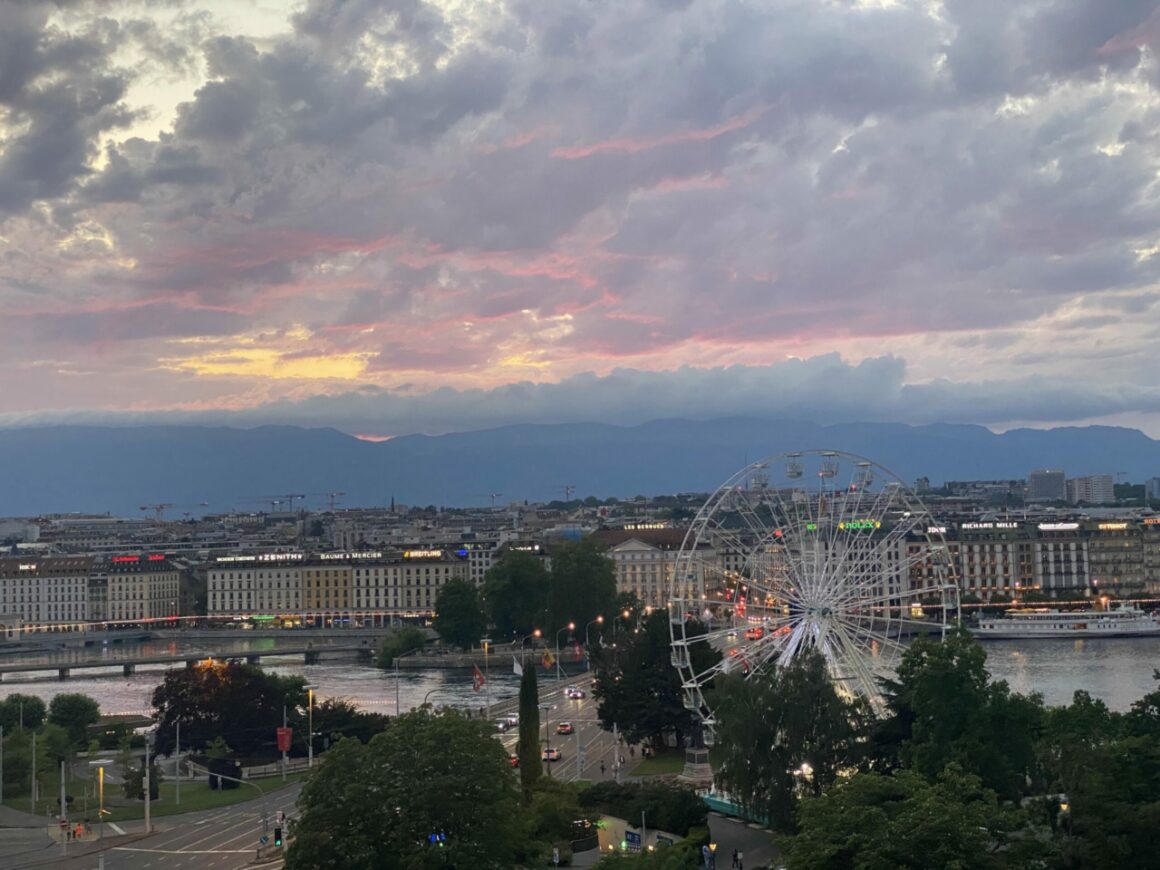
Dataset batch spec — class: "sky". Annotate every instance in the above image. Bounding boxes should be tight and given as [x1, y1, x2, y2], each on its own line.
[3, 0, 1160, 439]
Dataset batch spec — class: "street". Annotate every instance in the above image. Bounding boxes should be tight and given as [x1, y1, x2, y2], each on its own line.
[493, 674, 635, 784]
[0, 783, 302, 870]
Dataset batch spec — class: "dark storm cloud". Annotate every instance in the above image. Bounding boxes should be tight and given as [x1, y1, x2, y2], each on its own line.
[3, 0, 1160, 433]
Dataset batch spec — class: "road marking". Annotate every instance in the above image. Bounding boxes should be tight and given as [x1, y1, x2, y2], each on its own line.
[108, 822, 126, 835]
[113, 847, 253, 854]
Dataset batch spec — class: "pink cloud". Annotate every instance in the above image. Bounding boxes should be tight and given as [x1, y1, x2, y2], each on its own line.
[550, 106, 767, 160]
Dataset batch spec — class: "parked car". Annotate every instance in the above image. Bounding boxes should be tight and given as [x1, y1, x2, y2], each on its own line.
[508, 753, 520, 767]
[556, 722, 574, 735]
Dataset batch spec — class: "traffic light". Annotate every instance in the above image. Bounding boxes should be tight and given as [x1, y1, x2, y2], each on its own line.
[273, 826, 283, 847]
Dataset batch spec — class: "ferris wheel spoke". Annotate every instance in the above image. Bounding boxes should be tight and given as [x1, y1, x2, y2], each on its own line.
[837, 618, 911, 661]
[828, 620, 888, 704]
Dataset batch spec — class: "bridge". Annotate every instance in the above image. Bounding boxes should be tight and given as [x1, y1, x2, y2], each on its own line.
[0, 644, 374, 682]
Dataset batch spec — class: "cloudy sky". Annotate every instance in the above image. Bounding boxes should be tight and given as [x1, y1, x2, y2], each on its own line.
[3, 0, 1160, 438]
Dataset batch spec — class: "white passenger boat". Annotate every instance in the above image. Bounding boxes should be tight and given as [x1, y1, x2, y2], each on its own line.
[972, 605, 1160, 639]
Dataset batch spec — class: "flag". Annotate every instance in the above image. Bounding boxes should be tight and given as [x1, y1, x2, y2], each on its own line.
[472, 664, 486, 692]
[512, 656, 523, 677]
[542, 648, 555, 669]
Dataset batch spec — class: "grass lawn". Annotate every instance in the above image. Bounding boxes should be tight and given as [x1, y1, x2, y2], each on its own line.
[630, 752, 685, 777]
[6, 768, 311, 823]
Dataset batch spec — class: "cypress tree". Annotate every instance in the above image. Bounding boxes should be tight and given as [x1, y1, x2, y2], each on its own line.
[517, 657, 541, 796]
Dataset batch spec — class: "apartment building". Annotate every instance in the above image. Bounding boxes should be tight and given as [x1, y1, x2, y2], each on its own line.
[105, 554, 181, 623]
[0, 556, 93, 629]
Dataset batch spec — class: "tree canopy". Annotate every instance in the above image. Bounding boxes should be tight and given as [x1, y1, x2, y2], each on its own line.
[547, 538, 617, 635]
[151, 661, 306, 757]
[592, 610, 719, 748]
[376, 625, 428, 668]
[48, 692, 101, 746]
[710, 648, 869, 832]
[433, 579, 487, 649]
[286, 708, 523, 869]
[782, 766, 1054, 870]
[518, 657, 543, 794]
[481, 550, 549, 639]
[0, 693, 46, 731]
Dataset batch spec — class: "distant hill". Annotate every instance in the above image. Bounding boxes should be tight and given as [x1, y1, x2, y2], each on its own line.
[1, 420, 1158, 517]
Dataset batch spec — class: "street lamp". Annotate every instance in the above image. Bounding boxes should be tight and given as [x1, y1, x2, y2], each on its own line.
[555, 622, 575, 682]
[540, 703, 553, 778]
[87, 759, 113, 841]
[584, 616, 604, 669]
[304, 685, 316, 768]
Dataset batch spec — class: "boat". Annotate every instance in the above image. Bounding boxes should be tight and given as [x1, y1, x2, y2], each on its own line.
[972, 605, 1160, 639]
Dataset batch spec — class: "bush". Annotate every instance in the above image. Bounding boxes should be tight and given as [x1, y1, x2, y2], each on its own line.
[579, 781, 708, 837]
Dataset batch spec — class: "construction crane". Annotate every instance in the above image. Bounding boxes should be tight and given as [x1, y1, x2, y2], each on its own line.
[139, 501, 209, 521]
[307, 492, 346, 511]
[476, 492, 503, 509]
[249, 494, 306, 513]
[557, 484, 577, 501]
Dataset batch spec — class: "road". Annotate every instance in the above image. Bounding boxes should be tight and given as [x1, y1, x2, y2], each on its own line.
[0, 784, 302, 870]
[493, 674, 637, 783]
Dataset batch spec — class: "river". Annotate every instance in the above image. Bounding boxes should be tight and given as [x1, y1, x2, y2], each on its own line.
[0, 636, 1156, 717]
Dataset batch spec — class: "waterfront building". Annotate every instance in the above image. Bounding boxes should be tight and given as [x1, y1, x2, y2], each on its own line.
[104, 554, 181, 623]
[0, 555, 93, 629]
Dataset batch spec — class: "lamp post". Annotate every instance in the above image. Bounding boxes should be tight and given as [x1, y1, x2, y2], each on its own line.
[584, 616, 604, 669]
[555, 622, 574, 682]
[304, 685, 316, 768]
[481, 637, 491, 719]
[540, 703, 552, 779]
[87, 759, 113, 841]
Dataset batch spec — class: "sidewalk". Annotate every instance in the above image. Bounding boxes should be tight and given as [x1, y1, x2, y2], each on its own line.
[0, 804, 50, 829]
[707, 813, 781, 870]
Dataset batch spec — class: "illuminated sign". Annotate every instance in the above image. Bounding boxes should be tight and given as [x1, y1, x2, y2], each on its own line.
[510, 545, 541, 552]
[215, 552, 304, 564]
[403, 549, 443, 559]
[111, 556, 140, 564]
[840, 520, 881, 530]
[624, 523, 669, 530]
[147, 554, 166, 561]
[1038, 523, 1080, 531]
[805, 523, 818, 531]
[18, 563, 36, 571]
[1098, 522, 1129, 531]
[1145, 518, 1160, 526]
[319, 551, 382, 560]
[927, 526, 947, 535]
[960, 522, 1020, 530]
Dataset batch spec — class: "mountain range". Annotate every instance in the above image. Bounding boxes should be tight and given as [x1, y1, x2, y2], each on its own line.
[2, 420, 1158, 518]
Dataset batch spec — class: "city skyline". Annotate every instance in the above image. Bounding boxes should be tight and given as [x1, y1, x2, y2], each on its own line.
[4, 2, 1160, 436]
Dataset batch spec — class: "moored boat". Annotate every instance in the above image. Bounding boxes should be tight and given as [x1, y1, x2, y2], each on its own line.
[971, 605, 1160, 639]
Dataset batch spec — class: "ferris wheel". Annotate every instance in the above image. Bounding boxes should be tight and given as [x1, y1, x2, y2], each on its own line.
[669, 450, 958, 731]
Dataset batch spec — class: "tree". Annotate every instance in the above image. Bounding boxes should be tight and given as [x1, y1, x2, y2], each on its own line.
[0, 693, 46, 731]
[547, 538, 617, 634]
[312, 698, 389, 746]
[151, 661, 306, 757]
[433, 579, 487, 649]
[48, 693, 101, 746]
[518, 658, 542, 795]
[710, 649, 870, 832]
[782, 767, 1055, 869]
[887, 628, 1045, 801]
[286, 708, 524, 869]
[481, 551, 550, 638]
[592, 610, 719, 748]
[375, 625, 428, 668]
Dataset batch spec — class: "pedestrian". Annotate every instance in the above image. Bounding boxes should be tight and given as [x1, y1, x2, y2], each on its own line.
[732, 848, 739, 868]
[737, 851, 743, 870]
[600, 760, 606, 776]
[629, 745, 635, 758]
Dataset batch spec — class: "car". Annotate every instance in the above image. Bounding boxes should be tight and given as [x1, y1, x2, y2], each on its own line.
[542, 747, 561, 762]
[566, 686, 586, 699]
[556, 722, 574, 735]
[496, 715, 519, 732]
[508, 753, 520, 768]
[744, 626, 765, 640]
